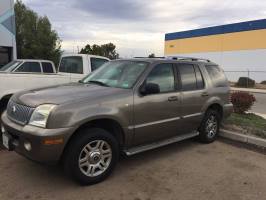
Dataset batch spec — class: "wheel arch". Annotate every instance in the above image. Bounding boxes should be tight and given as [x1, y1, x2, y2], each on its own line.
[0, 94, 12, 111]
[61, 118, 126, 161]
[206, 103, 223, 119]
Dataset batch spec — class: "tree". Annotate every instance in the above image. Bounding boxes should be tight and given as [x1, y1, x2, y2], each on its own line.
[15, 1, 62, 65]
[148, 53, 155, 58]
[80, 43, 119, 60]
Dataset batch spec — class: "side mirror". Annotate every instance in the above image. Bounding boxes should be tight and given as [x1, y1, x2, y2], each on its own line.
[140, 82, 160, 95]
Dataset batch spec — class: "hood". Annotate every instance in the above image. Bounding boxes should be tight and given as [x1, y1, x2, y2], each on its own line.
[12, 83, 128, 107]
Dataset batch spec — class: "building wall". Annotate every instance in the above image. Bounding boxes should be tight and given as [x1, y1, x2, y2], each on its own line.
[0, 0, 16, 61]
[164, 19, 266, 81]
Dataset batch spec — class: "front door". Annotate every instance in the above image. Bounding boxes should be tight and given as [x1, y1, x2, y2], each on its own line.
[132, 63, 182, 146]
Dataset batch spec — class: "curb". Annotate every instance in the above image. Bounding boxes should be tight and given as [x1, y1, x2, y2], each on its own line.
[254, 113, 266, 119]
[220, 129, 266, 149]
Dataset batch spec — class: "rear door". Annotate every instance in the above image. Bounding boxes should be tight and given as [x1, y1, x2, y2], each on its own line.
[176, 63, 207, 133]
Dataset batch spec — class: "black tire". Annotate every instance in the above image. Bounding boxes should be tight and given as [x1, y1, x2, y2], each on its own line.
[198, 109, 221, 143]
[0, 108, 4, 134]
[0, 98, 9, 134]
[63, 128, 119, 185]
[0, 107, 5, 148]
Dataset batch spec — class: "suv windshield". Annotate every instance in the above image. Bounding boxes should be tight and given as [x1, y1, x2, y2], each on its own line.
[81, 61, 148, 89]
[0, 61, 22, 72]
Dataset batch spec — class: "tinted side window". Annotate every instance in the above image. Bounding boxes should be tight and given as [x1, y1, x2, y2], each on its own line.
[90, 58, 108, 71]
[16, 62, 41, 73]
[205, 65, 228, 87]
[194, 65, 204, 89]
[59, 56, 83, 74]
[178, 64, 197, 91]
[42, 62, 54, 73]
[146, 63, 175, 93]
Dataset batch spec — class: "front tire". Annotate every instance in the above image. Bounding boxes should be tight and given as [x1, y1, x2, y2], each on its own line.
[63, 128, 119, 185]
[198, 109, 221, 143]
[0, 108, 5, 148]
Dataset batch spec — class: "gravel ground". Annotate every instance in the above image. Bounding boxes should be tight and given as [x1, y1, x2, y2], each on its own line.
[0, 139, 265, 200]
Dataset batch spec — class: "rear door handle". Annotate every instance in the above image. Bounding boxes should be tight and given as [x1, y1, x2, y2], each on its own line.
[168, 96, 178, 101]
[201, 92, 209, 97]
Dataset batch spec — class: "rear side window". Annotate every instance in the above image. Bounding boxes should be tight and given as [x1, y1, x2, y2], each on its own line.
[42, 62, 54, 73]
[59, 56, 83, 74]
[15, 62, 41, 73]
[205, 65, 228, 87]
[178, 64, 197, 91]
[194, 65, 204, 89]
[90, 58, 109, 71]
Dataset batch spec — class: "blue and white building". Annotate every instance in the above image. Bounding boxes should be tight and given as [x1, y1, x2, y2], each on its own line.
[0, 0, 16, 67]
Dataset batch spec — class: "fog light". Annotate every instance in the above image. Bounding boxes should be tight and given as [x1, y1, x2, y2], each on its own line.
[24, 141, 32, 151]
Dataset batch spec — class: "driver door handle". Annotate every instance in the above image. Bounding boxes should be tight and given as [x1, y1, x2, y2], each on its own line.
[168, 96, 178, 101]
[201, 92, 209, 97]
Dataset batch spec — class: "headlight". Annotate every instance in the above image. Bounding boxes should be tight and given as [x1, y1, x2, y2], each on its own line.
[29, 104, 56, 128]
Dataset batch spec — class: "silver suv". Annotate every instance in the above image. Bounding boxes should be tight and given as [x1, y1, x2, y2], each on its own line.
[1, 57, 233, 185]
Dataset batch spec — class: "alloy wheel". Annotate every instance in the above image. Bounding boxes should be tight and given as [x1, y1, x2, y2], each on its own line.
[78, 140, 112, 177]
[205, 115, 218, 138]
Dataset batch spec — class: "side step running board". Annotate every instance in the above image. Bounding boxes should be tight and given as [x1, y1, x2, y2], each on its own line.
[124, 131, 199, 156]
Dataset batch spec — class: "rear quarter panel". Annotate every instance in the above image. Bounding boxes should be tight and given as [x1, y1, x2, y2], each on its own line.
[199, 63, 231, 113]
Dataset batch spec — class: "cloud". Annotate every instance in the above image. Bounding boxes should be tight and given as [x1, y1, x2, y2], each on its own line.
[22, 0, 266, 57]
[74, 0, 149, 21]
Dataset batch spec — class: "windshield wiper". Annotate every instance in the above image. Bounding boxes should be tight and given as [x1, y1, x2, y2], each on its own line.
[87, 80, 109, 87]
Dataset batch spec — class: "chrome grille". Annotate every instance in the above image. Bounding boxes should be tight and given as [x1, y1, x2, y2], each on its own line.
[7, 100, 34, 125]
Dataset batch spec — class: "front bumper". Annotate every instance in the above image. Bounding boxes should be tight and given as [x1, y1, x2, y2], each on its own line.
[1, 112, 76, 164]
[223, 103, 233, 119]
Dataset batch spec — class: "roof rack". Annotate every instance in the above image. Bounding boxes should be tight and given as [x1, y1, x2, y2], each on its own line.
[133, 57, 166, 59]
[166, 56, 211, 62]
[133, 56, 211, 62]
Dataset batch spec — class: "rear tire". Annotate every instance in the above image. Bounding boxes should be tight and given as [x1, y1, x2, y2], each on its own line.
[198, 109, 221, 143]
[63, 128, 119, 185]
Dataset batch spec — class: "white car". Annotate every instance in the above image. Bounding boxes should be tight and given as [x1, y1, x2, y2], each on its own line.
[0, 54, 110, 125]
[0, 59, 56, 73]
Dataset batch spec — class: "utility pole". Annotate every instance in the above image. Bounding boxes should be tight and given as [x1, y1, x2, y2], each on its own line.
[247, 69, 250, 88]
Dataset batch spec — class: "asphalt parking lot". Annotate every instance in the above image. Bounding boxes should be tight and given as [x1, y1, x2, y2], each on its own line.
[0, 139, 265, 200]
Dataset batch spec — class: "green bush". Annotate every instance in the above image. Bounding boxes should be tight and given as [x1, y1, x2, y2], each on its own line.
[235, 77, 255, 88]
[230, 92, 256, 114]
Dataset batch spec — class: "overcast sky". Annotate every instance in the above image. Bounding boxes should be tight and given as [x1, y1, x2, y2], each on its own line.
[22, 0, 266, 57]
